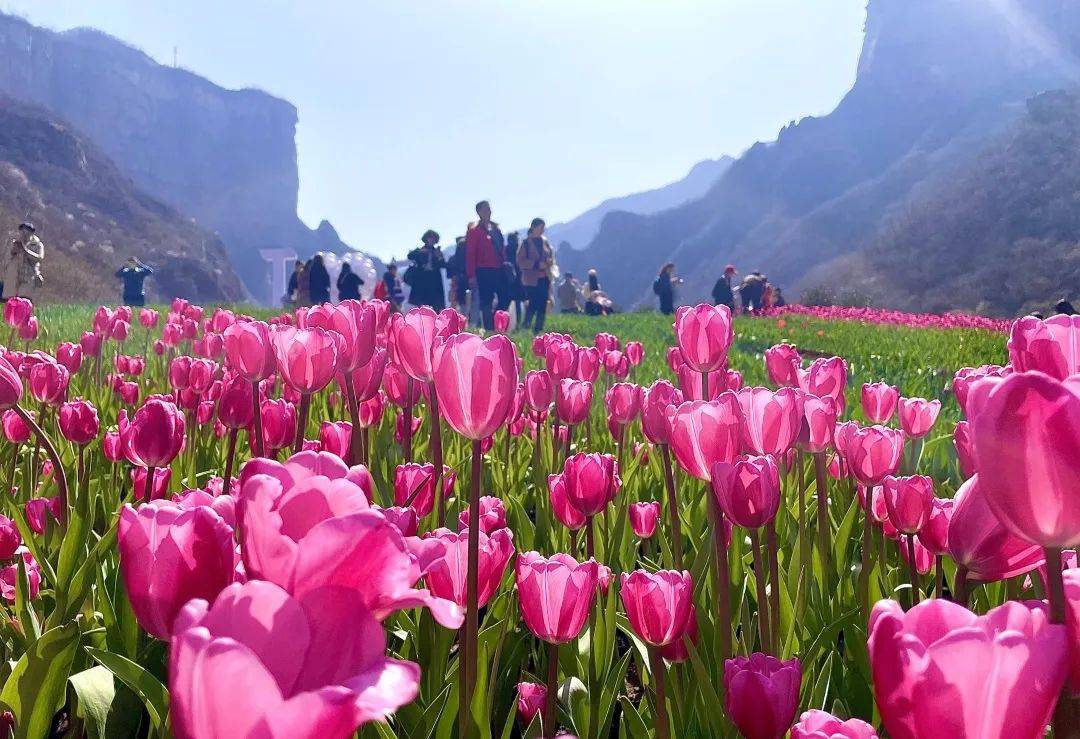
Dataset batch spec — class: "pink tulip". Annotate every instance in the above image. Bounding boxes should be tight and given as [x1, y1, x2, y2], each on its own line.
[457, 495, 507, 534]
[605, 383, 643, 426]
[393, 463, 456, 519]
[667, 395, 743, 480]
[676, 363, 738, 401]
[432, 333, 518, 440]
[381, 363, 420, 408]
[543, 336, 578, 380]
[119, 501, 236, 639]
[169, 580, 421, 739]
[357, 393, 385, 428]
[516, 552, 599, 643]
[625, 341, 644, 366]
[674, 304, 733, 373]
[970, 371, 1080, 547]
[1, 409, 29, 443]
[658, 605, 699, 663]
[952, 420, 975, 477]
[375, 505, 419, 537]
[737, 386, 804, 457]
[861, 382, 899, 424]
[0, 516, 20, 560]
[620, 569, 693, 647]
[132, 466, 173, 501]
[223, 320, 277, 382]
[947, 475, 1044, 582]
[271, 326, 341, 394]
[58, 399, 99, 445]
[666, 346, 685, 372]
[25, 497, 60, 535]
[0, 549, 40, 602]
[594, 332, 619, 352]
[124, 399, 185, 468]
[556, 378, 593, 426]
[493, 309, 510, 333]
[561, 452, 620, 517]
[548, 473, 587, 531]
[711, 455, 781, 529]
[869, 598, 1067, 739]
[306, 300, 377, 373]
[764, 343, 802, 388]
[80, 330, 103, 358]
[845, 425, 904, 486]
[139, 307, 159, 328]
[516, 683, 547, 725]
[897, 397, 940, 438]
[790, 710, 877, 739]
[641, 380, 683, 445]
[629, 501, 660, 538]
[1008, 313, 1080, 380]
[575, 346, 602, 382]
[881, 475, 933, 535]
[28, 361, 69, 406]
[953, 364, 1010, 415]
[602, 350, 629, 378]
[387, 306, 456, 382]
[806, 356, 847, 412]
[724, 654, 802, 739]
[217, 373, 255, 429]
[318, 421, 352, 460]
[3, 297, 32, 329]
[55, 342, 83, 373]
[918, 497, 953, 556]
[423, 527, 514, 608]
[524, 370, 554, 413]
[797, 394, 837, 453]
[1063, 569, 1080, 693]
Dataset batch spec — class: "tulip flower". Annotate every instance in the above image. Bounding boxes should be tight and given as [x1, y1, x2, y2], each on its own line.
[918, 497, 953, 556]
[711, 456, 781, 530]
[869, 599, 1067, 739]
[953, 364, 1010, 415]
[80, 330, 103, 358]
[764, 343, 801, 387]
[625, 340, 644, 366]
[657, 604, 698, 663]
[594, 332, 619, 352]
[806, 356, 847, 412]
[523, 370, 554, 414]
[1, 409, 29, 443]
[641, 380, 682, 445]
[516, 683, 546, 727]
[375, 505, 419, 537]
[605, 383, 642, 426]
[881, 475, 933, 535]
[387, 306, 452, 383]
[119, 502, 236, 639]
[845, 425, 904, 486]
[897, 397, 940, 438]
[342, 346, 387, 402]
[674, 304, 733, 373]
[493, 309, 510, 333]
[602, 350, 629, 378]
[556, 378, 593, 426]
[58, 399, 99, 446]
[737, 386, 804, 457]
[861, 382, 899, 424]
[548, 473, 586, 531]
[0, 549, 40, 602]
[561, 453, 620, 519]
[3, 297, 32, 329]
[797, 394, 837, 453]
[790, 710, 877, 739]
[432, 333, 517, 440]
[724, 653, 802, 739]
[457, 495, 507, 534]
[306, 301, 377, 374]
[28, 361, 69, 406]
[1008, 313, 1080, 379]
[629, 501, 660, 539]
[667, 396, 743, 481]
[217, 373, 254, 430]
[257, 398, 296, 455]
[357, 393, 384, 428]
[55, 342, 83, 373]
[124, 398, 185, 469]
[544, 336, 578, 380]
[169, 580, 421, 739]
[394, 463, 456, 519]
[317, 420, 351, 460]
[423, 527, 514, 608]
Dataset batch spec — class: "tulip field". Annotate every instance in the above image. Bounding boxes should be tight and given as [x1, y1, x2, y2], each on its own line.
[1, 296, 1078, 739]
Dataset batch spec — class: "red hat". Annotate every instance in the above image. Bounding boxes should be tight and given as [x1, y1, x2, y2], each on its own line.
[724, 264, 736, 274]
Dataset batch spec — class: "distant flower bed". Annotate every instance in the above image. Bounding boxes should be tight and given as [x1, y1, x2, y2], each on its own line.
[759, 305, 1011, 333]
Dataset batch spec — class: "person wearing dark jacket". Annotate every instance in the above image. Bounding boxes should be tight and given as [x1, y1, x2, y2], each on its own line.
[506, 231, 526, 324]
[711, 264, 737, 311]
[465, 200, 509, 330]
[382, 263, 405, 311]
[654, 263, 680, 315]
[308, 254, 332, 304]
[405, 230, 447, 310]
[517, 218, 555, 334]
[337, 262, 364, 301]
[115, 257, 153, 306]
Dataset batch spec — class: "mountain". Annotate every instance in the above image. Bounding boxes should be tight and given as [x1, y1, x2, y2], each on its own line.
[560, 0, 1080, 312]
[818, 89, 1080, 316]
[0, 97, 247, 303]
[545, 157, 733, 251]
[0, 11, 357, 297]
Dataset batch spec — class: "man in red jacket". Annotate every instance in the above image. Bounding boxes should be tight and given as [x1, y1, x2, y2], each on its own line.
[465, 200, 509, 330]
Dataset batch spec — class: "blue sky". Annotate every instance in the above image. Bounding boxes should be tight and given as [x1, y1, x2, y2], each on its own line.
[2, 1, 865, 261]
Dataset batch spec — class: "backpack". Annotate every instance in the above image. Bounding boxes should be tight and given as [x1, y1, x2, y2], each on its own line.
[374, 280, 389, 300]
[652, 277, 662, 295]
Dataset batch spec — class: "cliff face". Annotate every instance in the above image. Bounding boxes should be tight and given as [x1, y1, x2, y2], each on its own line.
[0, 12, 353, 295]
[0, 98, 248, 303]
[561, 0, 1080, 311]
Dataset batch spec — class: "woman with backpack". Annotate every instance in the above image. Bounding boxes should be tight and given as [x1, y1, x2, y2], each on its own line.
[516, 218, 555, 334]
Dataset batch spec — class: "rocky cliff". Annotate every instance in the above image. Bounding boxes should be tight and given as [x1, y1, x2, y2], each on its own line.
[561, 0, 1080, 311]
[0, 97, 247, 303]
[0, 11, 354, 295]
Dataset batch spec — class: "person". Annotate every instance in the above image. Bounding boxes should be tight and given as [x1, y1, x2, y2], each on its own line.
[506, 231, 526, 324]
[465, 200, 510, 330]
[8, 222, 44, 298]
[1055, 298, 1076, 316]
[653, 262, 681, 315]
[711, 264, 737, 311]
[405, 230, 447, 310]
[115, 257, 153, 306]
[558, 272, 583, 314]
[286, 260, 304, 307]
[308, 254, 331, 304]
[773, 286, 786, 308]
[337, 262, 364, 301]
[381, 262, 405, 311]
[517, 218, 555, 333]
[583, 269, 615, 316]
[739, 271, 767, 313]
[446, 237, 468, 313]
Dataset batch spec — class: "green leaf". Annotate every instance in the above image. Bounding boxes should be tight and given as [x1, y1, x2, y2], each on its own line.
[619, 697, 651, 739]
[48, 521, 118, 630]
[0, 620, 81, 739]
[85, 647, 170, 731]
[68, 665, 143, 739]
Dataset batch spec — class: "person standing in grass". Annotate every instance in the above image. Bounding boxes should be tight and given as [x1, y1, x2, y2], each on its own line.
[465, 200, 509, 330]
[405, 230, 447, 310]
[336, 262, 364, 301]
[558, 271, 583, 314]
[116, 257, 154, 307]
[308, 254, 332, 305]
[653, 262, 681, 315]
[517, 218, 555, 333]
[711, 264, 737, 311]
[8, 222, 44, 298]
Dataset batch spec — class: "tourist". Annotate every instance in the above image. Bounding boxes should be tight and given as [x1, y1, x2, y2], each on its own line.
[711, 264, 737, 311]
[506, 231, 526, 325]
[558, 272, 583, 314]
[8, 222, 44, 298]
[115, 257, 154, 307]
[380, 262, 405, 311]
[739, 271, 767, 313]
[517, 218, 555, 334]
[285, 261, 304, 307]
[308, 254, 331, 305]
[405, 230, 447, 310]
[584, 269, 614, 316]
[1055, 298, 1076, 316]
[465, 200, 510, 330]
[336, 262, 364, 301]
[446, 237, 469, 314]
[653, 262, 681, 315]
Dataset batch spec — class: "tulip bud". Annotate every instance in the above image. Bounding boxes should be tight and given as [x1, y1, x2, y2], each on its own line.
[58, 399, 99, 446]
[620, 569, 693, 646]
[628, 501, 660, 539]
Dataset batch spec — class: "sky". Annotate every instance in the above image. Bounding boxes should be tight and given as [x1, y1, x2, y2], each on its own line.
[2, 1, 866, 261]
